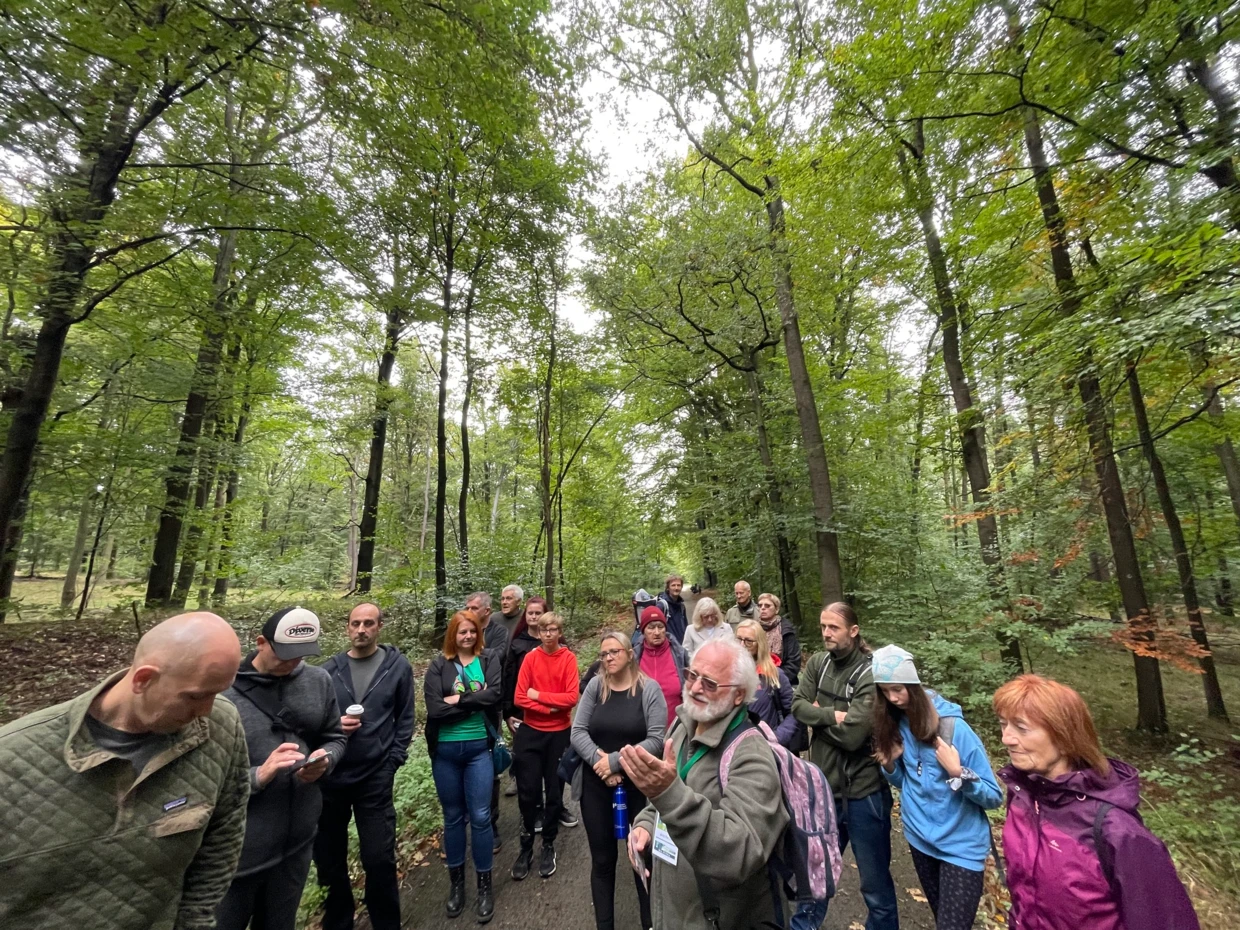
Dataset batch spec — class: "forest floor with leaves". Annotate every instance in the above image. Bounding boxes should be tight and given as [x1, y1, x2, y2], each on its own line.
[1, 592, 1238, 928]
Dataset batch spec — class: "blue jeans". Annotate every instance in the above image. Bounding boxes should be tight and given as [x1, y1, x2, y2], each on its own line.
[791, 786, 898, 930]
[432, 737, 494, 872]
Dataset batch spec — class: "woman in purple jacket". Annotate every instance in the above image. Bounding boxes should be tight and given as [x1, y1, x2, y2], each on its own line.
[736, 619, 800, 748]
[993, 675, 1199, 930]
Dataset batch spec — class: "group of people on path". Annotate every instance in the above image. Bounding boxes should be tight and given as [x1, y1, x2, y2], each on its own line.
[0, 574, 1205, 930]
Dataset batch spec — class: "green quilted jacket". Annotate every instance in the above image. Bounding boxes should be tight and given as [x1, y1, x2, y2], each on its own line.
[0, 671, 251, 929]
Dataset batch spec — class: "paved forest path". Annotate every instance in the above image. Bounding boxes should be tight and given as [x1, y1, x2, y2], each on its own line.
[397, 788, 939, 930]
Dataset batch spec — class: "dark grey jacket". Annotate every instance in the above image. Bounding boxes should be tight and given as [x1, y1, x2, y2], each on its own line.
[223, 655, 346, 876]
[321, 645, 415, 786]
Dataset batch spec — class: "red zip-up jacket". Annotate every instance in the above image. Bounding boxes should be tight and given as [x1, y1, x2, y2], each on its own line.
[515, 645, 579, 731]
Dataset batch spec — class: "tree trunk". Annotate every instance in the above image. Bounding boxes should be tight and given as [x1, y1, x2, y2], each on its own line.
[1193, 347, 1240, 535]
[458, 283, 477, 578]
[1127, 363, 1228, 719]
[172, 416, 222, 608]
[97, 534, 115, 589]
[1020, 99, 1167, 731]
[347, 473, 359, 590]
[0, 484, 31, 622]
[746, 365, 804, 632]
[146, 229, 237, 606]
[211, 403, 248, 605]
[539, 297, 557, 608]
[60, 490, 96, 609]
[356, 308, 402, 593]
[763, 186, 843, 604]
[898, 122, 1021, 667]
[434, 309, 451, 636]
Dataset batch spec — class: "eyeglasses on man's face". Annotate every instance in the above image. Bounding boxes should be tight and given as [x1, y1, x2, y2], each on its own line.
[684, 668, 737, 693]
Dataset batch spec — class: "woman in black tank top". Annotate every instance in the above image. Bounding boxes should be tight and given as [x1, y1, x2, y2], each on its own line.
[571, 631, 668, 930]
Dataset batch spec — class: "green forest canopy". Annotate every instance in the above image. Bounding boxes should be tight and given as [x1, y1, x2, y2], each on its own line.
[2, 0, 1239, 740]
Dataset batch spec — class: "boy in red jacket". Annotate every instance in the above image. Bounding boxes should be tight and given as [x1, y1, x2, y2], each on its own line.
[511, 612, 579, 881]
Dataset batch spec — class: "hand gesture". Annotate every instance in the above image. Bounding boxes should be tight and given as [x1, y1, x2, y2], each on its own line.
[874, 741, 903, 772]
[620, 739, 676, 800]
[935, 737, 963, 779]
[444, 694, 461, 706]
[834, 710, 848, 724]
[296, 748, 330, 784]
[628, 826, 652, 875]
[527, 688, 541, 703]
[605, 773, 623, 787]
[593, 750, 613, 780]
[258, 742, 304, 787]
[341, 714, 362, 735]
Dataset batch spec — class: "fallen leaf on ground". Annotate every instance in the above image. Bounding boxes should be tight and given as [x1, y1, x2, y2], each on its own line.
[906, 887, 928, 903]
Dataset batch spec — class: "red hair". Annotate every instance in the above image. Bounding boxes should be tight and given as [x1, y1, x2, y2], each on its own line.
[993, 674, 1110, 777]
[443, 610, 484, 660]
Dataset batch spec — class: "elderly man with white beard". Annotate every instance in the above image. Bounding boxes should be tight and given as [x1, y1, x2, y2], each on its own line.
[622, 638, 789, 930]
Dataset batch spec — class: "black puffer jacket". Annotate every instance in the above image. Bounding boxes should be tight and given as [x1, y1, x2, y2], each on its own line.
[502, 628, 541, 721]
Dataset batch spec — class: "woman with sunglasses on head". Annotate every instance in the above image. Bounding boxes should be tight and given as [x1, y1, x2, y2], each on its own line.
[680, 595, 734, 660]
[511, 612, 579, 883]
[756, 591, 803, 685]
[870, 645, 1001, 930]
[571, 631, 666, 930]
[994, 675, 1199, 930]
[736, 619, 800, 749]
[425, 611, 503, 923]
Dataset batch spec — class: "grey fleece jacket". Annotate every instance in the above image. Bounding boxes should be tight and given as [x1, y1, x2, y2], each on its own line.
[222, 654, 346, 877]
[633, 704, 789, 930]
[570, 676, 666, 798]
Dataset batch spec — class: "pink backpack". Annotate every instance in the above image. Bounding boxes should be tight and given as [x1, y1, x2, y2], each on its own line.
[719, 718, 842, 907]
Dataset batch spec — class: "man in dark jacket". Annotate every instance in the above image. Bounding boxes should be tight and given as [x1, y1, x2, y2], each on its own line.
[792, 603, 895, 930]
[314, 603, 414, 930]
[655, 574, 688, 644]
[217, 607, 347, 930]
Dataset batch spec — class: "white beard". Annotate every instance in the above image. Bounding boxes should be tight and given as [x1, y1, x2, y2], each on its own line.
[681, 684, 735, 723]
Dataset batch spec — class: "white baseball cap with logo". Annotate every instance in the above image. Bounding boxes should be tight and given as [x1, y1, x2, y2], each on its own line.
[262, 606, 322, 660]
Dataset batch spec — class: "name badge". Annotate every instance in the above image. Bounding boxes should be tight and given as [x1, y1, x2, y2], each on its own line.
[652, 814, 678, 866]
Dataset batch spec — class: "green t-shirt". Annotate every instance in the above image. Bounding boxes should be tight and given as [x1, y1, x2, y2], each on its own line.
[438, 657, 488, 743]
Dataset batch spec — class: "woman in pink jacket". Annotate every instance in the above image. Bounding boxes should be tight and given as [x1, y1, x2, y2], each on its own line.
[993, 675, 1199, 930]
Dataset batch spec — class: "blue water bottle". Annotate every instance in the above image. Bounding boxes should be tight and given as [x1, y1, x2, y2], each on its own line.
[613, 783, 629, 839]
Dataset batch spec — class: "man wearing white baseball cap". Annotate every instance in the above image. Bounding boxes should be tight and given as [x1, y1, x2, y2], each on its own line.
[216, 607, 347, 930]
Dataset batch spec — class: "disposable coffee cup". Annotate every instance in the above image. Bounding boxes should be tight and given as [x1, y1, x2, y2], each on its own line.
[346, 704, 365, 718]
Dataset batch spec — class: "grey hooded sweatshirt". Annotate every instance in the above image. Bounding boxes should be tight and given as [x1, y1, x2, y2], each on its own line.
[222, 653, 346, 877]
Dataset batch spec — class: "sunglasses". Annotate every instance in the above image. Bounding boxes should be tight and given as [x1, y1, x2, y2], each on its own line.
[684, 668, 737, 693]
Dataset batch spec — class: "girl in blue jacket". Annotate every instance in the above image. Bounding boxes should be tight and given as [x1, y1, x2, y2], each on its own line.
[870, 645, 1002, 930]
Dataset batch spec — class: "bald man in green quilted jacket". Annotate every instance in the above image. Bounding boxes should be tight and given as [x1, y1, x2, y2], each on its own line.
[0, 612, 251, 929]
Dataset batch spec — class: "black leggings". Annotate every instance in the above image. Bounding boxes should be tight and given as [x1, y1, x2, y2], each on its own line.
[580, 772, 651, 930]
[513, 725, 570, 845]
[907, 845, 985, 930]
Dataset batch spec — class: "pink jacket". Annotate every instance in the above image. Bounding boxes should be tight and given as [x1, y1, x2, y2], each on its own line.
[999, 760, 1198, 930]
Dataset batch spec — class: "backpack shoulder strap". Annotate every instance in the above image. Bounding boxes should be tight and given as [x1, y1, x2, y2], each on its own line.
[1093, 802, 1118, 893]
[936, 715, 956, 746]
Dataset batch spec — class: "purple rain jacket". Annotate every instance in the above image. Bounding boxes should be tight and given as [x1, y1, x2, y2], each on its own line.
[999, 759, 1199, 930]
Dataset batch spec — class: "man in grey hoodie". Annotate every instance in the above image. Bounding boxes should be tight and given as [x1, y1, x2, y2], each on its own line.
[216, 607, 347, 930]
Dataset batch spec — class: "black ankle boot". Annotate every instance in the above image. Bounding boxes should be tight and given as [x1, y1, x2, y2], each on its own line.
[446, 864, 466, 918]
[475, 869, 494, 924]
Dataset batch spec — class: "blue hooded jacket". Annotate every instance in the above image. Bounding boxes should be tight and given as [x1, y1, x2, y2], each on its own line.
[882, 691, 1002, 871]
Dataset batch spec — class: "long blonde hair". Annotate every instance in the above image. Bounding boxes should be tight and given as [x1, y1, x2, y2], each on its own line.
[691, 596, 723, 630]
[737, 620, 780, 688]
[598, 630, 646, 703]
